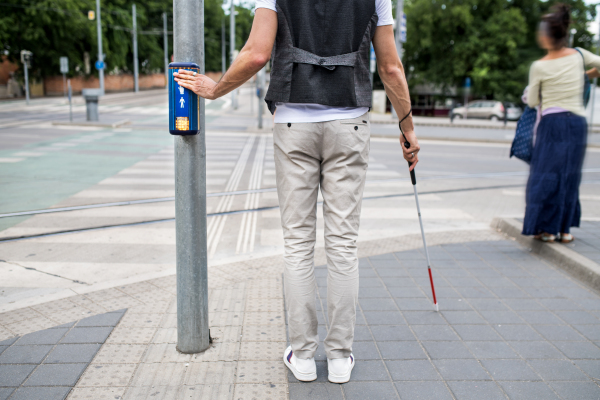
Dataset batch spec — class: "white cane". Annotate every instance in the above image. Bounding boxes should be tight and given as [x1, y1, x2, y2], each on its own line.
[400, 113, 439, 311]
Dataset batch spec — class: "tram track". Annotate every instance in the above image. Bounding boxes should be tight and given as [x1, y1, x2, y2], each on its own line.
[1, 169, 599, 220]
[0, 182, 547, 243]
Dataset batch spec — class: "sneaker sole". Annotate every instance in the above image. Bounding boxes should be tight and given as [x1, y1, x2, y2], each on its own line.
[283, 354, 317, 382]
[328, 361, 354, 384]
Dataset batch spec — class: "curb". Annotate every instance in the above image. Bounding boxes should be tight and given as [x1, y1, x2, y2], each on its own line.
[491, 217, 600, 292]
[371, 118, 600, 134]
[52, 119, 131, 128]
[371, 118, 517, 131]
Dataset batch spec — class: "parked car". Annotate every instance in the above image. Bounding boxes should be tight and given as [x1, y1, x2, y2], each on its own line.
[450, 100, 522, 121]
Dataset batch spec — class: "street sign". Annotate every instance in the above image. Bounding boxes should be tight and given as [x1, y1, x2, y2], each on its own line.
[400, 13, 407, 43]
[20, 50, 32, 67]
[370, 44, 376, 74]
[95, 60, 105, 70]
[465, 77, 471, 88]
[88, 10, 95, 20]
[60, 57, 69, 74]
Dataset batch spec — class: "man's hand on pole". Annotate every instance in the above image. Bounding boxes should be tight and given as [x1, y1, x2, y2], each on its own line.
[401, 129, 419, 170]
[174, 70, 217, 100]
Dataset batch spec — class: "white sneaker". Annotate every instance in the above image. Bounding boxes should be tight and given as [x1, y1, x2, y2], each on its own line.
[283, 346, 317, 382]
[327, 354, 355, 383]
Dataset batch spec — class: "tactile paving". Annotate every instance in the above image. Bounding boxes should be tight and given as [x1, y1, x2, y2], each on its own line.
[77, 363, 137, 387]
[239, 341, 286, 361]
[92, 344, 146, 364]
[184, 361, 236, 385]
[105, 327, 157, 344]
[233, 383, 287, 400]
[118, 313, 162, 328]
[209, 312, 243, 326]
[241, 325, 287, 342]
[67, 386, 126, 400]
[129, 362, 187, 387]
[235, 361, 287, 384]
[245, 298, 284, 313]
[243, 311, 285, 326]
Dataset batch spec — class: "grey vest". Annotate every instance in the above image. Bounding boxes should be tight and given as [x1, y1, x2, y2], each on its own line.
[265, 0, 378, 114]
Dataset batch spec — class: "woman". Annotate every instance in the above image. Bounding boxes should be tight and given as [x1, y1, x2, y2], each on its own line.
[524, 4, 596, 243]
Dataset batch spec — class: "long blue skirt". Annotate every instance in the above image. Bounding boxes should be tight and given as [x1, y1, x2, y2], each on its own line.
[522, 112, 587, 235]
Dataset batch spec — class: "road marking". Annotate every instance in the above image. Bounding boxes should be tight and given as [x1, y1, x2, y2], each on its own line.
[237, 135, 267, 255]
[0, 158, 24, 163]
[13, 152, 45, 157]
[207, 136, 255, 257]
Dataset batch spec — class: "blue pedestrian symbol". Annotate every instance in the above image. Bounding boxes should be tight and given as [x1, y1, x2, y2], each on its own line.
[95, 60, 105, 70]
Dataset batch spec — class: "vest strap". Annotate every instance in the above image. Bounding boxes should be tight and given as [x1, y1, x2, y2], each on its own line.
[290, 47, 358, 71]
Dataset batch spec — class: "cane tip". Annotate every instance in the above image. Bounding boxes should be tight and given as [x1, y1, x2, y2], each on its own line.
[435, 303, 439, 312]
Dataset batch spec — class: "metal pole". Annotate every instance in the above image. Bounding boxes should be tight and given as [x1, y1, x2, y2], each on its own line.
[163, 12, 169, 87]
[221, 18, 226, 76]
[96, 0, 104, 93]
[391, 0, 404, 118]
[68, 80, 73, 122]
[24, 63, 30, 105]
[63, 73, 67, 98]
[395, 0, 404, 59]
[257, 67, 265, 129]
[589, 12, 600, 128]
[133, 4, 139, 93]
[230, 0, 237, 109]
[173, 0, 210, 353]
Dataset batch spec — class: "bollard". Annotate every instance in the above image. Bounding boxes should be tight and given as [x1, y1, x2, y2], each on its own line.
[81, 88, 102, 121]
[173, 0, 210, 354]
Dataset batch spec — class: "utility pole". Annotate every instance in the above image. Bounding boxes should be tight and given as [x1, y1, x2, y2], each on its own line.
[173, 0, 210, 353]
[391, 0, 404, 118]
[395, 0, 404, 59]
[221, 18, 226, 76]
[96, 0, 104, 93]
[163, 12, 169, 87]
[20, 50, 32, 105]
[590, 14, 599, 128]
[132, 4, 139, 93]
[230, 0, 237, 109]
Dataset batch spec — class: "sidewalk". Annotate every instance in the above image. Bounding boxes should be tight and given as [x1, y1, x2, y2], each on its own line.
[1, 228, 600, 399]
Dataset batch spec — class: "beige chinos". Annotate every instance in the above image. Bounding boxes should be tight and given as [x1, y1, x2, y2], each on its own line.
[274, 112, 370, 360]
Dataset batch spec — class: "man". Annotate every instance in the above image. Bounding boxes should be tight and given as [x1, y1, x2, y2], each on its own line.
[174, 0, 419, 384]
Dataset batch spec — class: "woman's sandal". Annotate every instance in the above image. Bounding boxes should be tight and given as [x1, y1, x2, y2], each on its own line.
[534, 233, 556, 242]
[559, 233, 574, 243]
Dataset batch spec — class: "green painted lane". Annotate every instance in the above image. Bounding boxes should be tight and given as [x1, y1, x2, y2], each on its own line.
[0, 98, 228, 232]
[0, 128, 172, 232]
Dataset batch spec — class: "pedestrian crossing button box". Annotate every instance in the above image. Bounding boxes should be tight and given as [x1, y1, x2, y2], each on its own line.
[169, 62, 200, 135]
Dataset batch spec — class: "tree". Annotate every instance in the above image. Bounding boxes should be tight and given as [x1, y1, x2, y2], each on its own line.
[402, 0, 597, 101]
[0, 0, 255, 80]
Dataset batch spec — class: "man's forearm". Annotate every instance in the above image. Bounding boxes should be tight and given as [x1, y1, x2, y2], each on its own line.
[379, 63, 414, 133]
[213, 49, 268, 98]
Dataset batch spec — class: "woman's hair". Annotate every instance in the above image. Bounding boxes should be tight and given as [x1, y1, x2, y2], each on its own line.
[541, 3, 571, 48]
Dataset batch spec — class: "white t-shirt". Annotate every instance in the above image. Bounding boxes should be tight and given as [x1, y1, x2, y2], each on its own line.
[255, 0, 394, 123]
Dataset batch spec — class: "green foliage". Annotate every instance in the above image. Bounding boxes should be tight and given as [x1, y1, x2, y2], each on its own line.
[402, 0, 597, 101]
[0, 0, 255, 79]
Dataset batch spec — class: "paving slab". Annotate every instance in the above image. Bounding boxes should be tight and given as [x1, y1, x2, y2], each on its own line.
[287, 240, 600, 400]
[0, 310, 123, 399]
[1, 236, 599, 399]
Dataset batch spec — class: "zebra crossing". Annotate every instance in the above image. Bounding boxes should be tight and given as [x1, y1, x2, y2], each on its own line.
[0, 128, 500, 312]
